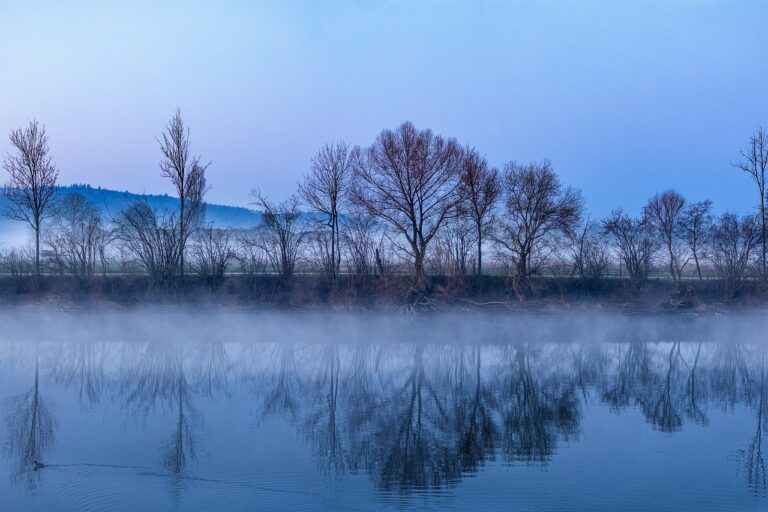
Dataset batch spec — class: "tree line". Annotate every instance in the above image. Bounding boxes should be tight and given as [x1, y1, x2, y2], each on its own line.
[2, 111, 768, 300]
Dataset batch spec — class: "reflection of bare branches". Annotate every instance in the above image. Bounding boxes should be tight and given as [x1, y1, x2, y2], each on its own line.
[646, 342, 682, 432]
[124, 343, 196, 474]
[710, 343, 752, 409]
[164, 376, 195, 474]
[52, 342, 108, 408]
[603, 343, 653, 410]
[455, 347, 496, 472]
[570, 343, 608, 404]
[303, 346, 344, 475]
[368, 347, 460, 491]
[7, 335, 768, 500]
[501, 345, 579, 464]
[262, 344, 300, 419]
[684, 343, 708, 426]
[191, 342, 230, 398]
[741, 356, 766, 496]
[3, 359, 56, 490]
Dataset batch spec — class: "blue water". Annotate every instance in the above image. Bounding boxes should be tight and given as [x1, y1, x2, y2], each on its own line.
[0, 309, 766, 511]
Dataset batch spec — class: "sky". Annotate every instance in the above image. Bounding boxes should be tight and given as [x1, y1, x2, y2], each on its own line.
[1, 0, 767, 215]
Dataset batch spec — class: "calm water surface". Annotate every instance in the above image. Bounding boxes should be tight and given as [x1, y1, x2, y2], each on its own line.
[1, 309, 766, 511]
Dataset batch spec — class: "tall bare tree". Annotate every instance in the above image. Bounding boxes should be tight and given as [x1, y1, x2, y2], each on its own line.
[681, 200, 713, 280]
[351, 121, 463, 289]
[494, 160, 583, 280]
[644, 189, 688, 286]
[157, 109, 210, 278]
[2, 120, 59, 278]
[459, 148, 500, 275]
[252, 191, 306, 285]
[298, 142, 352, 281]
[733, 127, 768, 280]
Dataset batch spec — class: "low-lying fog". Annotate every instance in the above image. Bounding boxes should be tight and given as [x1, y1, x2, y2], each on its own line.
[1, 307, 766, 346]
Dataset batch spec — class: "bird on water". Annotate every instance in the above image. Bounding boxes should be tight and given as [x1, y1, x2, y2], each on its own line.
[32, 460, 45, 471]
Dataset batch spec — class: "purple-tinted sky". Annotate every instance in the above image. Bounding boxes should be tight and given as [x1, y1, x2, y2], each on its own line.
[1, 0, 767, 215]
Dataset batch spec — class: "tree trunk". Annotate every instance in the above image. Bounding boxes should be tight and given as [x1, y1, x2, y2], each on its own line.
[693, 251, 702, 280]
[331, 217, 336, 280]
[179, 196, 185, 279]
[34, 224, 40, 281]
[762, 200, 766, 282]
[517, 253, 528, 281]
[669, 255, 678, 287]
[414, 251, 428, 291]
[335, 216, 341, 279]
[331, 213, 339, 283]
[476, 227, 483, 275]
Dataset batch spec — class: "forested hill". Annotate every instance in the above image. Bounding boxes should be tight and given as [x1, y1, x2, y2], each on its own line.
[3, 184, 262, 229]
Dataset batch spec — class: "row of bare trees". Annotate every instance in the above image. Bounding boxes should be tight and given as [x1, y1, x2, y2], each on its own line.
[3, 117, 768, 298]
[1, 109, 209, 284]
[287, 123, 583, 293]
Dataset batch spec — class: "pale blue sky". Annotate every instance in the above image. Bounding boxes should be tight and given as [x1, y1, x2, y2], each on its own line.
[1, 0, 767, 214]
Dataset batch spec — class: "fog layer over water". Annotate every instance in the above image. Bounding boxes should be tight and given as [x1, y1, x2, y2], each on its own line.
[1, 310, 767, 511]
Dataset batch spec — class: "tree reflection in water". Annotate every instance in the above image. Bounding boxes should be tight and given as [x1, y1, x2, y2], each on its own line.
[454, 346, 497, 473]
[122, 341, 228, 475]
[3, 352, 56, 490]
[739, 350, 766, 496]
[500, 344, 579, 464]
[3, 337, 768, 497]
[302, 345, 345, 475]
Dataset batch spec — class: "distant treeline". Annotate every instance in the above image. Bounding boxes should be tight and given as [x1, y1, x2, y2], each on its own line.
[2, 111, 768, 304]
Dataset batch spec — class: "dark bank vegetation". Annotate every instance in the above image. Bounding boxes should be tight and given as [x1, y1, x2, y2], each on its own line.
[3, 113, 768, 309]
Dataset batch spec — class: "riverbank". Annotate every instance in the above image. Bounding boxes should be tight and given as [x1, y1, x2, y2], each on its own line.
[0, 274, 766, 314]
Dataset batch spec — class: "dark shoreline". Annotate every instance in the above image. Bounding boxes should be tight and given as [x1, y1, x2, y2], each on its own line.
[0, 274, 767, 315]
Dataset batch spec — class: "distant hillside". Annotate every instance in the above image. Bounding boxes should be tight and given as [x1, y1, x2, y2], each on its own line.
[1, 184, 262, 229]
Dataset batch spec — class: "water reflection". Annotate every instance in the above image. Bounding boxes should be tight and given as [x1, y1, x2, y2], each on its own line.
[3, 351, 57, 490]
[2, 335, 768, 500]
[740, 353, 767, 495]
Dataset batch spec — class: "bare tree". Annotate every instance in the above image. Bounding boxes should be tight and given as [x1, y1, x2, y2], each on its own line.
[113, 201, 181, 286]
[190, 227, 235, 287]
[0, 246, 34, 279]
[341, 213, 389, 280]
[602, 209, 658, 290]
[233, 230, 268, 277]
[459, 148, 500, 275]
[710, 213, 760, 299]
[430, 212, 475, 277]
[733, 127, 768, 281]
[351, 121, 463, 289]
[681, 200, 713, 280]
[571, 219, 609, 282]
[44, 193, 110, 279]
[157, 109, 210, 278]
[2, 120, 59, 278]
[299, 142, 352, 281]
[251, 191, 306, 285]
[494, 161, 583, 280]
[644, 190, 688, 286]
